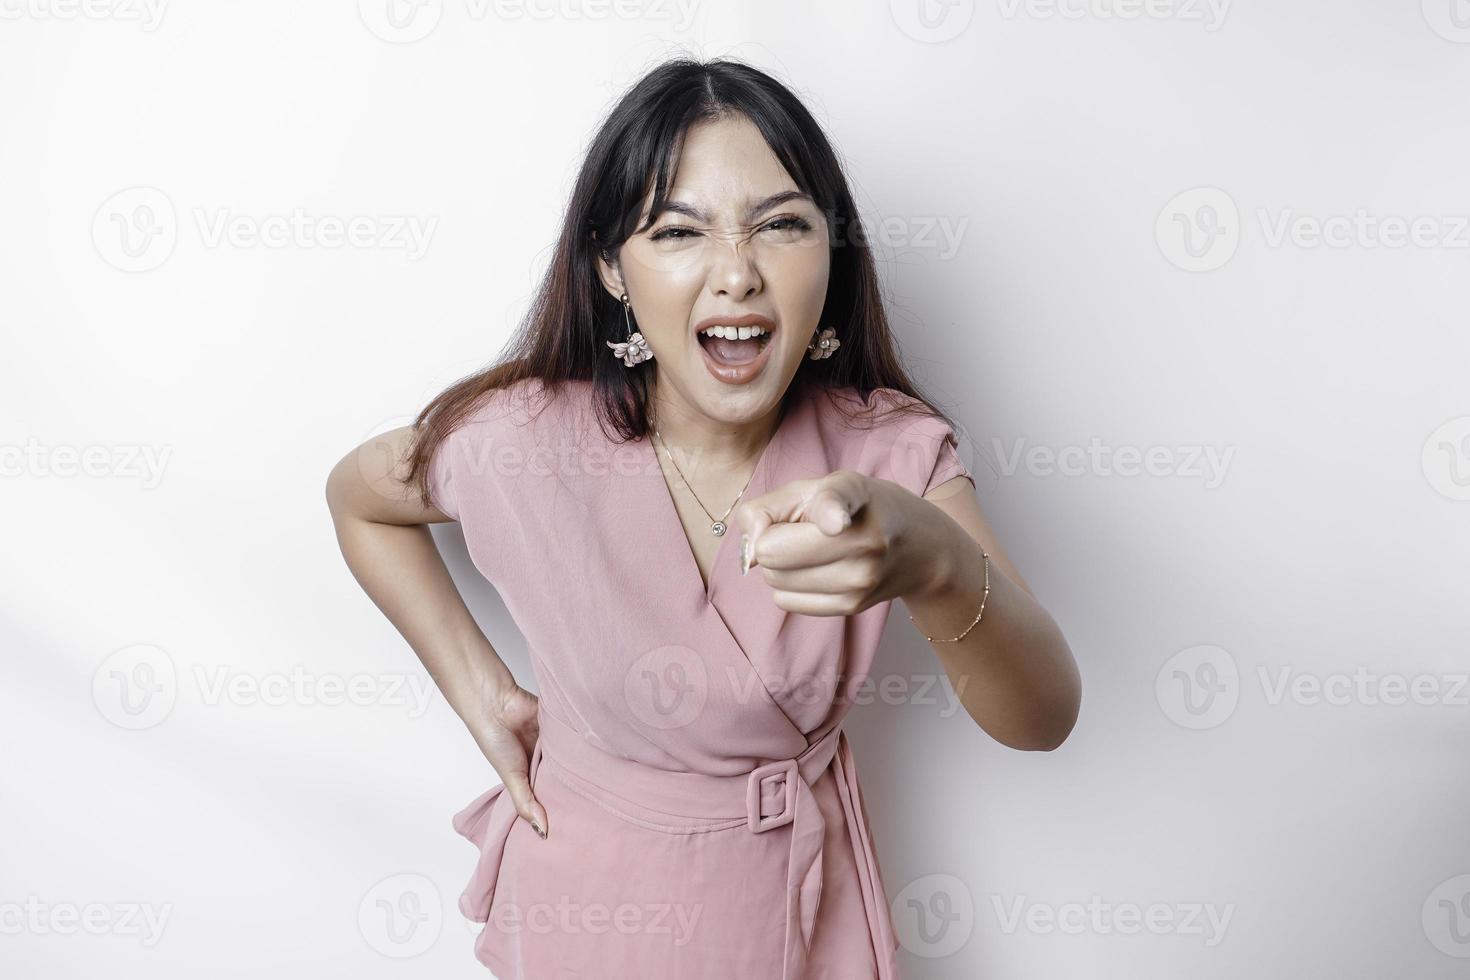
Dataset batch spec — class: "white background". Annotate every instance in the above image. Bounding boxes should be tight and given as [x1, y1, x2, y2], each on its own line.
[4, 1, 1469, 977]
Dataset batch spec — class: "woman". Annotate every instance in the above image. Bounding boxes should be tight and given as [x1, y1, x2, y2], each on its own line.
[326, 57, 1079, 979]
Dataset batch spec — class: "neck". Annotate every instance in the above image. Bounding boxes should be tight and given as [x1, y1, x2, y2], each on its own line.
[648, 378, 789, 473]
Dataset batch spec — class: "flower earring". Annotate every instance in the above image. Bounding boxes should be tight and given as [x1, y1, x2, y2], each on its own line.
[607, 292, 653, 367]
[807, 326, 840, 360]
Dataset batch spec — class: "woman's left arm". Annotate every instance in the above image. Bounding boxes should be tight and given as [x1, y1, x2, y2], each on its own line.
[899, 474, 1081, 751]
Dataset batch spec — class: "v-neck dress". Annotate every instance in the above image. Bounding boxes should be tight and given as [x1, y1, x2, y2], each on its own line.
[427, 375, 973, 980]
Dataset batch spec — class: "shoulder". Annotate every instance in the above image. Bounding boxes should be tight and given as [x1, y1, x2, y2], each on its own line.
[449, 376, 596, 440]
[804, 382, 971, 496]
[809, 382, 952, 435]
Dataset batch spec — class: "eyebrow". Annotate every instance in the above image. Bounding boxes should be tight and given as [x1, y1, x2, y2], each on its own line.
[653, 190, 813, 224]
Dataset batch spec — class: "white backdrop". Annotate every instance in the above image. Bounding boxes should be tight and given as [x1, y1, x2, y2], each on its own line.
[4, 2, 1468, 977]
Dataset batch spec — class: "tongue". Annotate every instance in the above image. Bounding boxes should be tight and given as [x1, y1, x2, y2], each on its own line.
[704, 336, 760, 364]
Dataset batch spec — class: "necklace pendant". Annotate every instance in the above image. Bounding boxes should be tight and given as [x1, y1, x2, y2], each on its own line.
[711, 521, 727, 536]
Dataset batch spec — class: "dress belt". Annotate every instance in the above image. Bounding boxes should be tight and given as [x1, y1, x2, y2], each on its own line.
[530, 705, 899, 980]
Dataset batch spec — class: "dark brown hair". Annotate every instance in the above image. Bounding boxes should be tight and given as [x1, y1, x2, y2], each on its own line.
[403, 56, 962, 507]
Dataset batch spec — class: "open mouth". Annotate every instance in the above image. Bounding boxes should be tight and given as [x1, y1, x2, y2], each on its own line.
[696, 326, 774, 366]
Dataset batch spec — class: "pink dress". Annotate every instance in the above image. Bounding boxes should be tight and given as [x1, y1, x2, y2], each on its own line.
[427, 375, 973, 979]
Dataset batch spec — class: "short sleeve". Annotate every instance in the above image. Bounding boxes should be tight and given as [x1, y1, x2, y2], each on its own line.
[922, 421, 974, 496]
[917, 417, 976, 493]
[425, 425, 463, 522]
[864, 388, 975, 498]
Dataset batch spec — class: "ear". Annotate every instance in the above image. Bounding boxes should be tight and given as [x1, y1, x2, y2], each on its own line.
[592, 236, 625, 302]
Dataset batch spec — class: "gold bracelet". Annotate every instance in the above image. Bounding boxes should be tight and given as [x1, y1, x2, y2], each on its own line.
[907, 548, 990, 643]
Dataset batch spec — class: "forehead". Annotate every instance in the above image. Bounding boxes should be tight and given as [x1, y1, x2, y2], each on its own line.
[659, 114, 801, 210]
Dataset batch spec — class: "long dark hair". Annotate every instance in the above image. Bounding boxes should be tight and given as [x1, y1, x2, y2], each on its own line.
[403, 56, 962, 506]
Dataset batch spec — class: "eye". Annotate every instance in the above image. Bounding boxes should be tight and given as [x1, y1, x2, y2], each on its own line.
[762, 216, 812, 233]
[650, 226, 698, 242]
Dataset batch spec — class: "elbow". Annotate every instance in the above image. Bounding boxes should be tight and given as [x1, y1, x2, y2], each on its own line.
[1001, 684, 1081, 753]
[1004, 722, 1074, 753]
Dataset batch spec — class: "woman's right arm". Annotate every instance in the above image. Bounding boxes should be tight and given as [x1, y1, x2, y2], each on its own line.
[323, 424, 548, 838]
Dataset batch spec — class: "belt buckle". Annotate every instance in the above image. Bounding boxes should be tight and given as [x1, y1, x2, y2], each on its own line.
[746, 758, 798, 833]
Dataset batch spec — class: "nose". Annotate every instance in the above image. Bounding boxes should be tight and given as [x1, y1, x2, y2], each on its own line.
[707, 235, 763, 300]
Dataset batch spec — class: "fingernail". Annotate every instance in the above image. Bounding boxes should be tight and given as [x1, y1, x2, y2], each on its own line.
[531, 819, 545, 839]
[740, 534, 751, 575]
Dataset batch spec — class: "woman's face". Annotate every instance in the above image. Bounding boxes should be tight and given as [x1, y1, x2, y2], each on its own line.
[596, 113, 831, 425]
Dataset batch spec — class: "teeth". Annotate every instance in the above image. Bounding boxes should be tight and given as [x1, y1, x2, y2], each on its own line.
[700, 325, 771, 340]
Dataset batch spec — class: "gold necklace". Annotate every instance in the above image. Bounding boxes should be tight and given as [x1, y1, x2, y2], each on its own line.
[652, 425, 768, 536]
